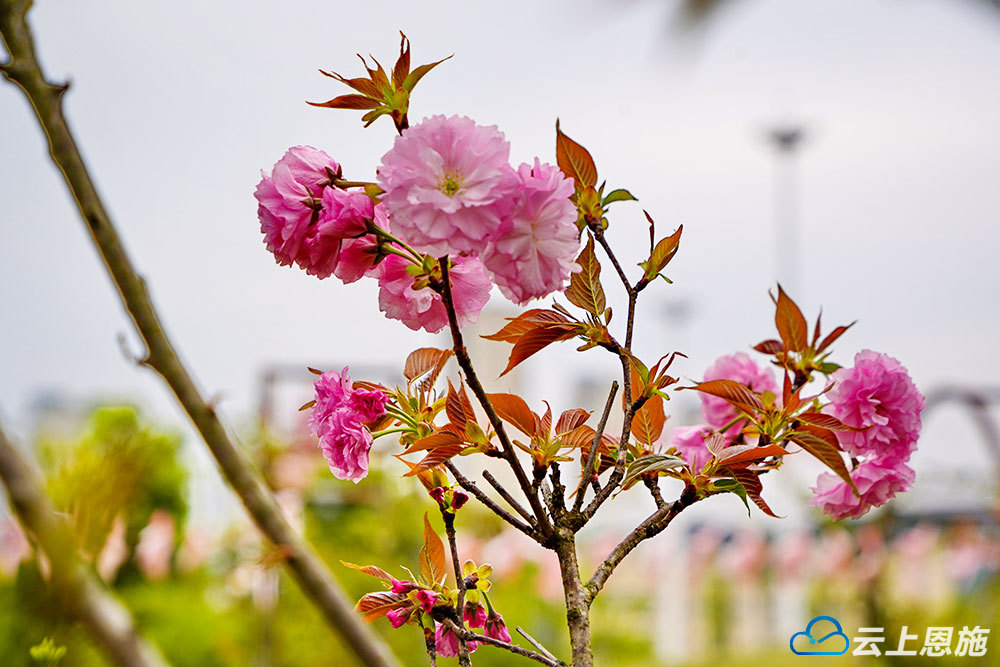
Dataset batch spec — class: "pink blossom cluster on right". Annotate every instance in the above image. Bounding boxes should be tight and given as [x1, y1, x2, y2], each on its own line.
[810, 350, 925, 520]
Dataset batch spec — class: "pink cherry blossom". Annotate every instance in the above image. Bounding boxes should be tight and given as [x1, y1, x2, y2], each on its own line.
[435, 623, 478, 657]
[377, 115, 518, 256]
[484, 613, 512, 643]
[332, 204, 389, 283]
[699, 353, 777, 437]
[386, 608, 410, 628]
[317, 187, 374, 238]
[810, 457, 916, 521]
[308, 367, 388, 483]
[416, 589, 439, 613]
[376, 254, 492, 333]
[255, 146, 338, 269]
[671, 425, 713, 471]
[464, 602, 487, 629]
[482, 159, 580, 304]
[826, 350, 925, 462]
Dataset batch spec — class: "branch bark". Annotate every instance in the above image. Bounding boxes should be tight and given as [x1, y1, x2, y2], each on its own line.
[0, 420, 168, 667]
[0, 4, 399, 665]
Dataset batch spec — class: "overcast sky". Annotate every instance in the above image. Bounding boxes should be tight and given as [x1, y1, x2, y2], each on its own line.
[2, 0, 999, 525]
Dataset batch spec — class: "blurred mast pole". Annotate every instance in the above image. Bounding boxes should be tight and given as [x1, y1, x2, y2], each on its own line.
[767, 126, 806, 295]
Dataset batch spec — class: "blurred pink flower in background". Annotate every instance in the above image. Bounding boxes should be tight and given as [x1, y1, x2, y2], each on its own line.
[670, 424, 713, 471]
[483, 159, 579, 304]
[810, 457, 915, 520]
[378, 115, 517, 257]
[699, 353, 777, 438]
[136, 509, 175, 581]
[376, 254, 491, 333]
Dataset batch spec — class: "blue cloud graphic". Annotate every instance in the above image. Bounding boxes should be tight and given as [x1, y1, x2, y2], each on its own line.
[790, 616, 850, 656]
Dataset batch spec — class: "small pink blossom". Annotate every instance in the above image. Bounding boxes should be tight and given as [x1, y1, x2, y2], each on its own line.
[464, 602, 487, 629]
[826, 350, 925, 462]
[416, 589, 439, 613]
[255, 146, 339, 270]
[699, 353, 777, 437]
[671, 425, 713, 471]
[376, 254, 492, 333]
[435, 623, 478, 658]
[390, 579, 415, 594]
[482, 159, 579, 304]
[451, 490, 469, 510]
[378, 115, 518, 256]
[810, 457, 916, 520]
[332, 204, 389, 284]
[484, 613, 512, 643]
[386, 608, 410, 628]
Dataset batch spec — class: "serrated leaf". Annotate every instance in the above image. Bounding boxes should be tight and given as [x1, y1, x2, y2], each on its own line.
[705, 432, 727, 457]
[796, 412, 866, 432]
[639, 220, 683, 281]
[404, 444, 465, 475]
[446, 380, 476, 426]
[487, 393, 539, 437]
[356, 591, 409, 623]
[481, 309, 568, 343]
[419, 513, 447, 586]
[555, 120, 598, 189]
[555, 409, 591, 435]
[622, 454, 686, 489]
[566, 237, 606, 316]
[730, 468, 781, 518]
[630, 394, 666, 446]
[788, 427, 857, 493]
[717, 443, 789, 467]
[400, 424, 464, 455]
[499, 323, 581, 376]
[341, 561, 394, 582]
[775, 284, 808, 353]
[403, 347, 452, 387]
[685, 379, 763, 413]
[754, 339, 785, 355]
[307, 94, 382, 110]
[601, 188, 638, 206]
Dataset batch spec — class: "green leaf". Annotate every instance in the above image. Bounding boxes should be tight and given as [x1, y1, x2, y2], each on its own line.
[601, 188, 638, 206]
[713, 478, 751, 517]
[621, 453, 686, 489]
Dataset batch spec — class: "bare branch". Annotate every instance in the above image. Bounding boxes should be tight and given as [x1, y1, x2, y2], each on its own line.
[0, 4, 399, 664]
[572, 381, 618, 513]
[444, 462, 534, 537]
[0, 419, 168, 667]
[441, 619, 565, 667]
[516, 626, 562, 665]
[441, 510, 471, 666]
[483, 469, 536, 528]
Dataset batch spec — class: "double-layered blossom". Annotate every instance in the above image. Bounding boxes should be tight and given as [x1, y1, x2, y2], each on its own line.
[699, 353, 777, 437]
[825, 350, 925, 462]
[482, 159, 580, 304]
[810, 458, 916, 521]
[376, 254, 492, 333]
[308, 367, 388, 483]
[333, 204, 389, 284]
[377, 115, 518, 257]
[670, 425, 713, 471]
[256, 146, 338, 270]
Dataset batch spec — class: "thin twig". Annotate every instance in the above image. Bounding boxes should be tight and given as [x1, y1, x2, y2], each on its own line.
[434, 258, 553, 538]
[444, 462, 533, 537]
[441, 511, 471, 666]
[516, 626, 562, 665]
[0, 419, 168, 667]
[572, 381, 618, 513]
[442, 619, 564, 667]
[643, 477, 666, 509]
[0, 5, 399, 665]
[423, 625, 437, 666]
[482, 469, 536, 527]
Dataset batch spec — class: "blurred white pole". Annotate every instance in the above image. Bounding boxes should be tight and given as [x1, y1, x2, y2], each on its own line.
[767, 127, 807, 296]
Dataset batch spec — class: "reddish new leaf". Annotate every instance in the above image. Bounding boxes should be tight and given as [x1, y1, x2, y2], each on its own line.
[555, 408, 591, 435]
[356, 591, 409, 623]
[566, 237, 606, 316]
[796, 412, 866, 432]
[308, 94, 382, 110]
[788, 427, 857, 492]
[754, 339, 785, 355]
[403, 347, 452, 385]
[555, 120, 598, 189]
[775, 285, 808, 353]
[481, 309, 568, 343]
[630, 394, 666, 446]
[391, 33, 411, 90]
[419, 513, 448, 586]
[405, 444, 466, 475]
[686, 379, 763, 412]
[487, 393, 539, 437]
[499, 322, 581, 376]
[446, 380, 476, 426]
[400, 424, 464, 455]
[639, 221, 683, 281]
[341, 561, 393, 582]
[817, 322, 856, 353]
[729, 469, 781, 518]
[718, 444, 789, 467]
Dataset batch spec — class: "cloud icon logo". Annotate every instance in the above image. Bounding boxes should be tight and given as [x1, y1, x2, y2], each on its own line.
[790, 616, 850, 656]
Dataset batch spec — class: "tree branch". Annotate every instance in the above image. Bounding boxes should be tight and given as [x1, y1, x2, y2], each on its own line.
[444, 462, 534, 537]
[0, 5, 399, 665]
[433, 259, 553, 538]
[572, 381, 618, 513]
[441, 620, 565, 667]
[482, 469, 536, 528]
[441, 511, 471, 666]
[0, 419, 168, 667]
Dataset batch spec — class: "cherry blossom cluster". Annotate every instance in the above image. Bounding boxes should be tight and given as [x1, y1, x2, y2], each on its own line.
[255, 115, 580, 334]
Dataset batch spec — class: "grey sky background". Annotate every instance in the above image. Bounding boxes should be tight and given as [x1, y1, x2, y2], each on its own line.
[2, 0, 999, 526]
